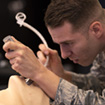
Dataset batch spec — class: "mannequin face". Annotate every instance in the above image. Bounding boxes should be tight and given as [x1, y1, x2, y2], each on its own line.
[0, 75, 50, 105]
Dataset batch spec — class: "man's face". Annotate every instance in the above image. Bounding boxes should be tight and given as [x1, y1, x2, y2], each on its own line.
[48, 22, 99, 66]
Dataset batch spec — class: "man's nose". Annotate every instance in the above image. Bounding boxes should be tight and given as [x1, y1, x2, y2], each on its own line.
[61, 51, 68, 59]
[60, 46, 72, 59]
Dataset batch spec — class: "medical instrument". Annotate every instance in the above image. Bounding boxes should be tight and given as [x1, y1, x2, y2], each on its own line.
[15, 12, 49, 85]
[3, 35, 14, 52]
[3, 35, 34, 85]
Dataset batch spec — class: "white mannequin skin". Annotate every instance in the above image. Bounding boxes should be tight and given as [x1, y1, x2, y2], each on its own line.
[0, 75, 50, 105]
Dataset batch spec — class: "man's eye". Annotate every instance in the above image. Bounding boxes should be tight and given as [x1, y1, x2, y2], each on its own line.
[70, 42, 73, 45]
[65, 42, 73, 45]
[62, 42, 74, 46]
[63, 43, 69, 45]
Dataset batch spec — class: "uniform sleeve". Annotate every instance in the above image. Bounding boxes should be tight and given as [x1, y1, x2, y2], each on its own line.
[70, 71, 104, 94]
[70, 52, 105, 95]
[53, 78, 105, 105]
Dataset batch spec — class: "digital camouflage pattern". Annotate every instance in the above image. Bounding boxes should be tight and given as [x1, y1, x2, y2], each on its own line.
[52, 52, 105, 105]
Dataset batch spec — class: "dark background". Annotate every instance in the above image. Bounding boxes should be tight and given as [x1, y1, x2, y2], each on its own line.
[0, 0, 105, 89]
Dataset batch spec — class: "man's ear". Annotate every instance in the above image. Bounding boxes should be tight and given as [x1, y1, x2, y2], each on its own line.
[89, 21, 103, 39]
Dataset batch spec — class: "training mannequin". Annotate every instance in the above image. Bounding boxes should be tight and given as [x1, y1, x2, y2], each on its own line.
[0, 75, 50, 105]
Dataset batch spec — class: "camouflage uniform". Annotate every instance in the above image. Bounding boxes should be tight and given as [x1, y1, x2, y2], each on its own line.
[53, 52, 105, 105]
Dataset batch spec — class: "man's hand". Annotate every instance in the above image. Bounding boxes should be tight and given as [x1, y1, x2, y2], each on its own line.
[3, 36, 45, 79]
[37, 44, 65, 77]
[3, 36, 61, 99]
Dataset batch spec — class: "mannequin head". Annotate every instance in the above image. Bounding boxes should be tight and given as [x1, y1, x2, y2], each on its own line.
[0, 75, 50, 105]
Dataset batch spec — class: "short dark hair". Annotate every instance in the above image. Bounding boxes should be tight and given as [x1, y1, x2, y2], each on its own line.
[44, 0, 104, 31]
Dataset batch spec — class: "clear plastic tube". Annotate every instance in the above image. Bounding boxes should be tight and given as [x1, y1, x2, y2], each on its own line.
[15, 12, 49, 85]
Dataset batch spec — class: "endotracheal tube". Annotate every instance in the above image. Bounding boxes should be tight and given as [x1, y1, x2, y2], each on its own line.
[15, 12, 49, 85]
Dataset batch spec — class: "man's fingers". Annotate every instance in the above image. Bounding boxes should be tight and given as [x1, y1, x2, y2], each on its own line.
[38, 44, 60, 60]
[38, 44, 49, 55]
[37, 51, 47, 64]
[11, 36, 21, 44]
[3, 41, 17, 52]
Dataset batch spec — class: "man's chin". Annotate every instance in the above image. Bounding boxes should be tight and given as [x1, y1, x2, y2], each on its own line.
[78, 62, 92, 67]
